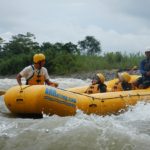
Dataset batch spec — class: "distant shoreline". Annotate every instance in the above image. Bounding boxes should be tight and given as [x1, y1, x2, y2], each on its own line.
[0, 75, 17, 79]
[0, 69, 140, 80]
[0, 69, 118, 80]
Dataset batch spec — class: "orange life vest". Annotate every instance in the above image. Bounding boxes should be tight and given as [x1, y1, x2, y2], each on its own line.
[112, 82, 123, 92]
[26, 65, 45, 85]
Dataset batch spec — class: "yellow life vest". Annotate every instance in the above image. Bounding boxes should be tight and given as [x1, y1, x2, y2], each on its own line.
[26, 66, 45, 85]
[112, 82, 123, 92]
[112, 81, 137, 91]
[85, 84, 99, 94]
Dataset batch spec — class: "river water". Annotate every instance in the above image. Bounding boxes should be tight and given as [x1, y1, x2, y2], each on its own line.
[0, 78, 150, 150]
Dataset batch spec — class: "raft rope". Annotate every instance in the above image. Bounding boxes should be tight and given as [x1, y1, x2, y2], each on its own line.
[19, 85, 150, 101]
[19, 85, 32, 92]
[56, 87, 150, 101]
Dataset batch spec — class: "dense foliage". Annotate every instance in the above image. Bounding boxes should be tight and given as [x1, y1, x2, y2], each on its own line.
[0, 32, 144, 75]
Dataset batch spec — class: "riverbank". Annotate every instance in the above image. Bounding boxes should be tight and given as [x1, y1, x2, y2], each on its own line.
[0, 69, 140, 80]
[65, 69, 118, 80]
[61, 69, 140, 80]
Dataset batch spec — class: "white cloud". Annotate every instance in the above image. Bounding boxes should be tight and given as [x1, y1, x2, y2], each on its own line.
[0, 32, 13, 42]
[0, 0, 150, 53]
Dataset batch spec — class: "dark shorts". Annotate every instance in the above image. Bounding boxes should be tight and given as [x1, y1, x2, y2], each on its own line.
[136, 77, 150, 88]
[121, 81, 132, 91]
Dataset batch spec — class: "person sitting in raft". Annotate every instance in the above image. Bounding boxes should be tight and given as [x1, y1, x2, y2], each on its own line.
[16, 53, 58, 87]
[85, 73, 107, 94]
[112, 72, 134, 91]
[134, 49, 150, 89]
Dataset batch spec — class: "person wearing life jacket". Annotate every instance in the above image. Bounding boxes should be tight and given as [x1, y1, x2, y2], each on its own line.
[112, 72, 134, 91]
[16, 53, 58, 87]
[134, 49, 150, 89]
[85, 73, 107, 94]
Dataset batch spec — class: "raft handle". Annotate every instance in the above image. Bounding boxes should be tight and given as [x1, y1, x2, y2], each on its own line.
[16, 99, 23, 102]
[89, 104, 97, 108]
[120, 95, 123, 98]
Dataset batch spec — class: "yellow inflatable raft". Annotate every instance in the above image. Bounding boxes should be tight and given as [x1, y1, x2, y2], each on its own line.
[4, 75, 150, 117]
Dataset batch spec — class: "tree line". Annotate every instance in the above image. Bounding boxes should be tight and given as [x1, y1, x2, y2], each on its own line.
[0, 32, 144, 75]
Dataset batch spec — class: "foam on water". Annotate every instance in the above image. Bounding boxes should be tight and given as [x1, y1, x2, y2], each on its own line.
[0, 78, 17, 90]
[0, 78, 150, 150]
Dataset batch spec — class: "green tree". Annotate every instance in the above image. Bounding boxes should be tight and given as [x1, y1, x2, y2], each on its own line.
[42, 42, 79, 55]
[78, 36, 101, 55]
[53, 52, 76, 74]
[0, 37, 4, 52]
[104, 52, 114, 63]
[40, 42, 53, 51]
[0, 37, 3, 44]
[114, 52, 123, 62]
[53, 42, 64, 52]
[3, 32, 39, 55]
[62, 42, 80, 54]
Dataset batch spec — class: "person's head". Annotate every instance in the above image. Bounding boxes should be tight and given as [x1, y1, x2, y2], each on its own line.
[119, 72, 131, 83]
[92, 73, 105, 85]
[145, 48, 150, 58]
[33, 53, 46, 68]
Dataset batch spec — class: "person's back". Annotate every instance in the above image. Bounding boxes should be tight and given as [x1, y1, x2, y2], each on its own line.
[112, 72, 134, 91]
[135, 49, 150, 89]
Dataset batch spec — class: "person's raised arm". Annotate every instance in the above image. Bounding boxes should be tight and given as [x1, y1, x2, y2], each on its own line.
[16, 73, 22, 86]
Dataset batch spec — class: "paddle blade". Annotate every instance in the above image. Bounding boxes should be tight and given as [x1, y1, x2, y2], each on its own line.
[0, 90, 6, 96]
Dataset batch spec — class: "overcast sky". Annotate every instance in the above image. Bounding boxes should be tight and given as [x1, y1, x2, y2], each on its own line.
[0, 0, 150, 53]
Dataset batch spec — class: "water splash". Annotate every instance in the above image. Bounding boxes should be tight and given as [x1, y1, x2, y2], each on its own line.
[1, 78, 150, 150]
